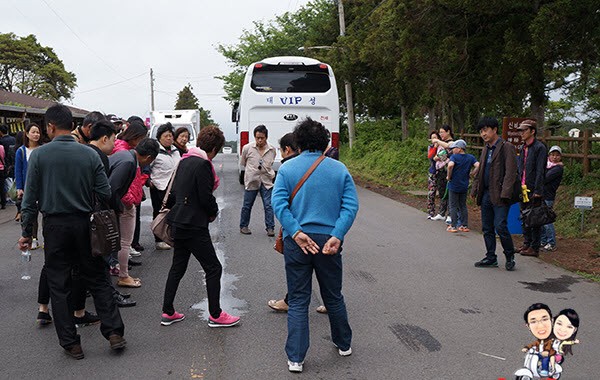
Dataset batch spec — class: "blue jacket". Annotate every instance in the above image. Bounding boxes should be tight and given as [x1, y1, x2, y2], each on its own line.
[15, 145, 28, 190]
[272, 151, 359, 240]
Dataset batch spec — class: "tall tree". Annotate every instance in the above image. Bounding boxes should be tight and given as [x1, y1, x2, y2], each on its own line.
[199, 107, 217, 127]
[0, 33, 76, 101]
[174, 84, 199, 109]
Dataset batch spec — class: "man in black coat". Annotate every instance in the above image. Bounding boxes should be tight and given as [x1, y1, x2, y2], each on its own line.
[516, 120, 547, 257]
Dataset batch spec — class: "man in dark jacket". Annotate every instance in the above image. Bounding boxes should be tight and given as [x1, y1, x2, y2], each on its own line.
[471, 117, 518, 271]
[516, 120, 547, 257]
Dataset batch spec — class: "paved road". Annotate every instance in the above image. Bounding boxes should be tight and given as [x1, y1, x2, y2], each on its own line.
[1, 154, 598, 379]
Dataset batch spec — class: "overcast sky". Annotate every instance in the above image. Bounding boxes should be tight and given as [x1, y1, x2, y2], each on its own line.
[2, 0, 313, 140]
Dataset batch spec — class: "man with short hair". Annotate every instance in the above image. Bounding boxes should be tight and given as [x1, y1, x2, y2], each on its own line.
[18, 104, 125, 359]
[516, 119, 547, 257]
[72, 111, 105, 144]
[472, 117, 518, 271]
[239, 124, 276, 236]
[522, 303, 556, 377]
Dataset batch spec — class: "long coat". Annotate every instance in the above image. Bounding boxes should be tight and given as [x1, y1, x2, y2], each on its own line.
[472, 139, 519, 206]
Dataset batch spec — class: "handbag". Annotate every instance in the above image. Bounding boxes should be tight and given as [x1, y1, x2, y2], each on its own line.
[521, 201, 557, 228]
[150, 166, 178, 247]
[89, 196, 120, 257]
[274, 155, 326, 254]
[7, 178, 17, 202]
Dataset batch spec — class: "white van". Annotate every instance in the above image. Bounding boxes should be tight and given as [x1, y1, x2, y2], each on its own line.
[148, 109, 200, 150]
[232, 56, 340, 184]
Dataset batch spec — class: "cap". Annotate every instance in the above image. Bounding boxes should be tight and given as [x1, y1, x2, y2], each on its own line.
[449, 139, 467, 150]
[549, 145, 562, 154]
[518, 119, 537, 130]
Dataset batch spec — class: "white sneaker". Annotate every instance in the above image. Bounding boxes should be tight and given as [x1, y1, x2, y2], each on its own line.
[339, 347, 352, 356]
[129, 247, 141, 257]
[430, 214, 444, 221]
[287, 360, 304, 372]
[155, 242, 171, 250]
[445, 216, 452, 224]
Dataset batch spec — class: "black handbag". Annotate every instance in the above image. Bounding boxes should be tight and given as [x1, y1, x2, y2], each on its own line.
[521, 201, 557, 228]
[90, 196, 121, 257]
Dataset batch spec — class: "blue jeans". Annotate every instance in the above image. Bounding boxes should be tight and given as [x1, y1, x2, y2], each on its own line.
[449, 191, 468, 228]
[481, 191, 515, 260]
[239, 185, 274, 230]
[284, 233, 352, 363]
[540, 200, 556, 246]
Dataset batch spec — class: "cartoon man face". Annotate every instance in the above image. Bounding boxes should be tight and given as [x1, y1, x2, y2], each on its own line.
[527, 309, 552, 340]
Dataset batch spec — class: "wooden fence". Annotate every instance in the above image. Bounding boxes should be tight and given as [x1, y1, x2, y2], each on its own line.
[459, 129, 600, 176]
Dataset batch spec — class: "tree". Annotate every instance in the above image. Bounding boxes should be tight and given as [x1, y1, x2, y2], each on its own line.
[174, 84, 199, 109]
[199, 107, 217, 127]
[0, 33, 76, 101]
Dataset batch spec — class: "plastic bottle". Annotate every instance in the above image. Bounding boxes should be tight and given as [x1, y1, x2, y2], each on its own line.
[20, 250, 32, 280]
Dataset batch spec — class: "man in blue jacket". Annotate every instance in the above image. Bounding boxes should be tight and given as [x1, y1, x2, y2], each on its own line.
[272, 118, 359, 373]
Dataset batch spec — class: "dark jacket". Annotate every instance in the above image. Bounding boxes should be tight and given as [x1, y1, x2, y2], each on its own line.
[518, 139, 547, 198]
[108, 150, 137, 213]
[473, 138, 518, 206]
[166, 156, 218, 230]
[544, 164, 563, 201]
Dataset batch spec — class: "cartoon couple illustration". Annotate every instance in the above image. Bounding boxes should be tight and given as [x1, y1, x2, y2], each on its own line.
[517, 303, 580, 379]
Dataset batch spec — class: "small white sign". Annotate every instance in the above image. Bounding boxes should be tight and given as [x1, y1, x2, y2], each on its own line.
[574, 196, 593, 209]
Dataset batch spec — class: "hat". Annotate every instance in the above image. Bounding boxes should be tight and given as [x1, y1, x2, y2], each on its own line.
[449, 139, 467, 150]
[107, 114, 124, 124]
[517, 119, 537, 130]
[549, 145, 562, 154]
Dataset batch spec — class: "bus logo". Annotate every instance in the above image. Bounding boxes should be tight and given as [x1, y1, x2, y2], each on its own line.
[284, 114, 298, 121]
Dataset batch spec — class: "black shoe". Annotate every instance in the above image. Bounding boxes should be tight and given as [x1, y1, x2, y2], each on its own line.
[64, 344, 84, 359]
[37, 311, 53, 326]
[73, 311, 100, 327]
[474, 257, 498, 268]
[128, 259, 142, 266]
[109, 334, 127, 350]
[116, 291, 131, 299]
[505, 257, 516, 271]
[131, 243, 145, 252]
[115, 294, 136, 308]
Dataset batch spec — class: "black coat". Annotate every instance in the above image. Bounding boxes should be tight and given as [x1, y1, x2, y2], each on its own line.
[518, 139, 547, 198]
[166, 156, 218, 229]
[544, 164, 564, 201]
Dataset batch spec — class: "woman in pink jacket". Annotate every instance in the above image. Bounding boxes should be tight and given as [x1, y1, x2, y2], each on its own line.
[112, 122, 149, 288]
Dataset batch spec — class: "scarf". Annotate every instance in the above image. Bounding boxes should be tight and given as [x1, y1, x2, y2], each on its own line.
[547, 159, 563, 169]
[182, 147, 220, 191]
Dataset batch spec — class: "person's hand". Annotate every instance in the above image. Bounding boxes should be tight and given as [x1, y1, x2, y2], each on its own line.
[521, 348, 527, 353]
[574, 339, 580, 344]
[533, 193, 542, 198]
[293, 232, 320, 255]
[18, 236, 32, 251]
[17, 189, 24, 199]
[446, 176, 450, 181]
[322, 237, 341, 255]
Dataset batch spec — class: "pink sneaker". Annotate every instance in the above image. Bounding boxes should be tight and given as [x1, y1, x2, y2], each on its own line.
[161, 311, 185, 326]
[208, 311, 240, 328]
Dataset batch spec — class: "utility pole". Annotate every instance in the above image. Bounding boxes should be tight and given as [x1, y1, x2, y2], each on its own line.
[338, 0, 355, 148]
[150, 68, 155, 111]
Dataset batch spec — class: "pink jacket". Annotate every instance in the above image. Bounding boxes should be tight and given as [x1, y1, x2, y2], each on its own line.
[112, 139, 149, 207]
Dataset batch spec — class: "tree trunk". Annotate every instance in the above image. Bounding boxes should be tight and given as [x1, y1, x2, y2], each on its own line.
[428, 106, 436, 132]
[401, 105, 408, 140]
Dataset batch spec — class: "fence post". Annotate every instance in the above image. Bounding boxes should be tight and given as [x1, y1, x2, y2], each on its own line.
[583, 129, 591, 175]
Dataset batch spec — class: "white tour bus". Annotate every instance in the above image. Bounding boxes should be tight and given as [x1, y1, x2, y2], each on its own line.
[232, 56, 340, 184]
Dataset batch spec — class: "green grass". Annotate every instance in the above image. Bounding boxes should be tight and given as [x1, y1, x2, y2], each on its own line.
[576, 271, 600, 283]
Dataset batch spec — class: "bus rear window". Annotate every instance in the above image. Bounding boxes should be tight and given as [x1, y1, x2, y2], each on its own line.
[251, 65, 331, 93]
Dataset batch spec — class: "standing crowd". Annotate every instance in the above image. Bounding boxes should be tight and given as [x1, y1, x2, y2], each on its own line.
[426, 117, 564, 271]
[7, 106, 358, 374]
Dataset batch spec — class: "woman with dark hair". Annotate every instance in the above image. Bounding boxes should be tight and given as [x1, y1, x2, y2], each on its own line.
[173, 127, 190, 156]
[150, 123, 180, 250]
[161, 125, 240, 328]
[272, 118, 359, 373]
[430, 125, 455, 223]
[552, 308, 580, 366]
[15, 123, 42, 248]
[427, 130, 442, 218]
[10, 131, 24, 221]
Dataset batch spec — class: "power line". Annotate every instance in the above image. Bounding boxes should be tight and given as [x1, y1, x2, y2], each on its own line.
[74, 72, 148, 94]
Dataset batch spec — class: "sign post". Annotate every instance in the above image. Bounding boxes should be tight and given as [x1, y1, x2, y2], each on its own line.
[574, 196, 593, 232]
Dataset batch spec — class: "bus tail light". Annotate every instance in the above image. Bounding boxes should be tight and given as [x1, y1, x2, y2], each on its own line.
[240, 131, 249, 151]
[331, 132, 339, 149]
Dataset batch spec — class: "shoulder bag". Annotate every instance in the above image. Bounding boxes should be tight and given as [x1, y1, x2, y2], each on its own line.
[150, 165, 179, 247]
[90, 195, 121, 257]
[274, 155, 326, 254]
[521, 200, 557, 228]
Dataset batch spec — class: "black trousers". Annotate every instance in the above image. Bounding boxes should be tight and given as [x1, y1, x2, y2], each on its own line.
[162, 227, 222, 318]
[150, 187, 166, 242]
[0, 170, 6, 207]
[521, 199, 543, 251]
[43, 214, 124, 348]
[37, 265, 87, 310]
[132, 202, 142, 246]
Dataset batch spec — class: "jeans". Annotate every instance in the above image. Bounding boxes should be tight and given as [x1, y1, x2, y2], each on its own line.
[540, 200, 556, 246]
[163, 227, 223, 319]
[43, 214, 124, 348]
[481, 191, 515, 260]
[284, 233, 352, 363]
[240, 185, 274, 230]
[449, 191, 468, 228]
[521, 199, 543, 250]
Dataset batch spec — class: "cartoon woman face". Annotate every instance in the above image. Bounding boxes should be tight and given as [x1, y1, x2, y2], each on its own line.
[554, 314, 577, 340]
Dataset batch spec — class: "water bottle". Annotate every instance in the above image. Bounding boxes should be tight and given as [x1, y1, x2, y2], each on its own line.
[20, 250, 32, 280]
